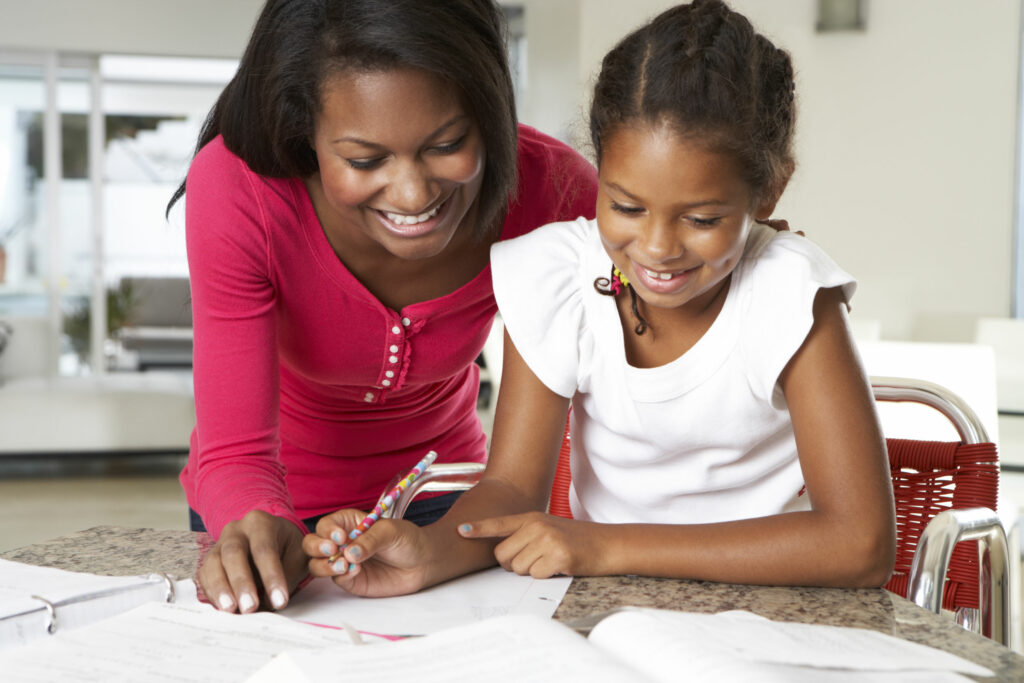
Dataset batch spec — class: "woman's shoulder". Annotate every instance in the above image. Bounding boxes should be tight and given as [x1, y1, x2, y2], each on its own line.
[503, 125, 598, 239]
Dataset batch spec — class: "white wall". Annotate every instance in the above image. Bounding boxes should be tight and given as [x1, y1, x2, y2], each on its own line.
[0, 0, 264, 58]
[3, 0, 1020, 342]
[543, 0, 1023, 341]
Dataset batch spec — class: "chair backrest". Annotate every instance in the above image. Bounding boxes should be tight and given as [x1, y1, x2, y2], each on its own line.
[874, 377, 1000, 614]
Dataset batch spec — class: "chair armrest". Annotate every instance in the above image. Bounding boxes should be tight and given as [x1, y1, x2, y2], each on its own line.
[907, 507, 1011, 646]
[382, 463, 485, 520]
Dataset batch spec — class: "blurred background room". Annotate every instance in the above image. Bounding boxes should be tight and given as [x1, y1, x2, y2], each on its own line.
[0, 0, 1022, 641]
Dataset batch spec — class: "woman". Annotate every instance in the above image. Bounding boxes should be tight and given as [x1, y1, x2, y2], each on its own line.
[169, 0, 597, 614]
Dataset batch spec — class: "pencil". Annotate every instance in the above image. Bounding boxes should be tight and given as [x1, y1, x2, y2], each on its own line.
[326, 450, 438, 565]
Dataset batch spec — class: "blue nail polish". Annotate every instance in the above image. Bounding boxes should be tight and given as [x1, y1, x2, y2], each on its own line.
[348, 546, 362, 559]
[331, 531, 343, 544]
[320, 542, 333, 555]
[459, 523, 472, 533]
[349, 563, 357, 572]
[332, 560, 347, 573]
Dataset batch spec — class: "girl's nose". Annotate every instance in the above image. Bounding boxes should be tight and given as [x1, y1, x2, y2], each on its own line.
[386, 159, 437, 214]
[640, 219, 684, 262]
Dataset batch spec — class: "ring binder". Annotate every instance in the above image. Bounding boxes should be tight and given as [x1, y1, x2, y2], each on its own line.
[29, 595, 58, 635]
[1, 559, 192, 650]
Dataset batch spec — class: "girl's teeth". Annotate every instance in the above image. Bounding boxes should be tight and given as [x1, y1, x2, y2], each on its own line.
[384, 205, 441, 225]
[644, 268, 674, 280]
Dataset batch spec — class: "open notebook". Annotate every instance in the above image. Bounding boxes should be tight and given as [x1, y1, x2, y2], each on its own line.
[247, 608, 993, 683]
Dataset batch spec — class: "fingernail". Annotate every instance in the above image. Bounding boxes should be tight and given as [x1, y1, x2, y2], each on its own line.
[332, 559, 348, 573]
[238, 593, 256, 613]
[270, 588, 287, 609]
[459, 523, 472, 534]
[217, 593, 234, 610]
[349, 563, 357, 572]
[331, 530, 344, 544]
[320, 542, 333, 555]
[348, 546, 362, 559]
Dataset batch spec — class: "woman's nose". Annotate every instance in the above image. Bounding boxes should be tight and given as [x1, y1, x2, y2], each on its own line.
[386, 159, 437, 213]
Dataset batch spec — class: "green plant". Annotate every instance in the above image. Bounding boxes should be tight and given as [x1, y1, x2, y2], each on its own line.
[64, 279, 139, 358]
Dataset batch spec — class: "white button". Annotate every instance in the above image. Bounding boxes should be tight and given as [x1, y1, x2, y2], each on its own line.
[391, 325, 401, 334]
[389, 344, 399, 353]
[401, 317, 411, 326]
[389, 355, 398, 364]
[382, 379, 391, 387]
[364, 392, 374, 402]
[385, 370, 394, 378]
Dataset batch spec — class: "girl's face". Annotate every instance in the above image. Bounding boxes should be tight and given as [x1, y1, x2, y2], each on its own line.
[310, 67, 486, 261]
[597, 122, 774, 313]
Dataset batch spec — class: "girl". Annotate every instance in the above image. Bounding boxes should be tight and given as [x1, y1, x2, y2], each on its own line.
[305, 0, 895, 593]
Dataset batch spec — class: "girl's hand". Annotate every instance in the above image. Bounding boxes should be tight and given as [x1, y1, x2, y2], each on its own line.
[303, 509, 431, 597]
[756, 217, 804, 236]
[198, 510, 308, 614]
[458, 512, 607, 578]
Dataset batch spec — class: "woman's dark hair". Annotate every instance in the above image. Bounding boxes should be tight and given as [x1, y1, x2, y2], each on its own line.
[167, 0, 518, 240]
[591, 0, 796, 334]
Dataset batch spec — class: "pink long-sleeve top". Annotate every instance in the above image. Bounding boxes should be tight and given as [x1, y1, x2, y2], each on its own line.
[180, 124, 598, 538]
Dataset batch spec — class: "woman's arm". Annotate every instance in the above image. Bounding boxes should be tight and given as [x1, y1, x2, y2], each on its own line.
[463, 287, 896, 587]
[303, 328, 570, 596]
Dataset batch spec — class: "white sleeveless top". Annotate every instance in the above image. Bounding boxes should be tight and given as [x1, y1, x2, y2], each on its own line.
[491, 218, 856, 524]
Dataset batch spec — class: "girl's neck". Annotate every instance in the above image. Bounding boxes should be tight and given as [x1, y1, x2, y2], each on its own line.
[618, 274, 733, 369]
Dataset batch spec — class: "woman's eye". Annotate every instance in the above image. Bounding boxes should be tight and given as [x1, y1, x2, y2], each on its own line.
[346, 157, 385, 171]
[611, 202, 643, 216]
[432, 136, 466, 154]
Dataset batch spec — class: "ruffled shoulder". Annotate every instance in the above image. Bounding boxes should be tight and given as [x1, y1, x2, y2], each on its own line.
[491, 217, 593, 398]
[736, 224, 856, 406]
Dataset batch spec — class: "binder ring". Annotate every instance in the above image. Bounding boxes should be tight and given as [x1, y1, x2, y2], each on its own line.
[30, 595, 58, 634]
[158, 573, 176, 603]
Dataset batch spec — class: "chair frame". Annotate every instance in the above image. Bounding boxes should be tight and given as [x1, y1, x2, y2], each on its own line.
[380, 376, 1011, 645]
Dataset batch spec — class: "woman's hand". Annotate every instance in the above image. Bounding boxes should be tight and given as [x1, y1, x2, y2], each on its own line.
[197, 509, 308, 613]
[303, 509, 433, 597]
[458, 512, 608, 578]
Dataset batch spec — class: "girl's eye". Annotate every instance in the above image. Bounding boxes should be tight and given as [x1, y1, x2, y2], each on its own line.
[610, 202, 644, 216]
[689, 216, 722, 228]
[346, 157, 385, 171]
[432, 136, 467, 154]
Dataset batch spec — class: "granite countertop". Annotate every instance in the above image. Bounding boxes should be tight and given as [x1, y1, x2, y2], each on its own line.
[4, 525, 1023, 681]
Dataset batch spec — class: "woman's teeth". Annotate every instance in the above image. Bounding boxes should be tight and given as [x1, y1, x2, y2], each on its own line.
[644, 268, 675, 280]
[383, 204, 441, 226]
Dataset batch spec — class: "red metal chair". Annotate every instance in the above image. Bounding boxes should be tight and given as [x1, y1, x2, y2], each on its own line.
[872, 377, 1008, 645]
[384, 377, 1010, 644]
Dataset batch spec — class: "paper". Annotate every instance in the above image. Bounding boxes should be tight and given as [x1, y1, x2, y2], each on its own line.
[587, 609, 991, 682]
[0, 601, 370, 683]
[281, 566, 571, 635]
[247, 608, 993, 683]
[247, 613, 638, 683]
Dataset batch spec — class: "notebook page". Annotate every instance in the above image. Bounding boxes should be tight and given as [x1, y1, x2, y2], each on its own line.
[281, 565, 571, 635]
[587, 609, 990, 681]
[248, 613, 643, 683]
[0, 601, 363, 683]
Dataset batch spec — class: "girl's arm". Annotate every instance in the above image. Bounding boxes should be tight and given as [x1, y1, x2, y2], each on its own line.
[464, 286, 896, 588]
[302, 328, 571, 596]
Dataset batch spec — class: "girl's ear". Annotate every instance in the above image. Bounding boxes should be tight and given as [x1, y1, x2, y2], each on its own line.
[754, 161, 794, 220]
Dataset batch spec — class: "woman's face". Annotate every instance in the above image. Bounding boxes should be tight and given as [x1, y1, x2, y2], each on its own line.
[597, 122, 772, 314]
[310, 67, 486, 261]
